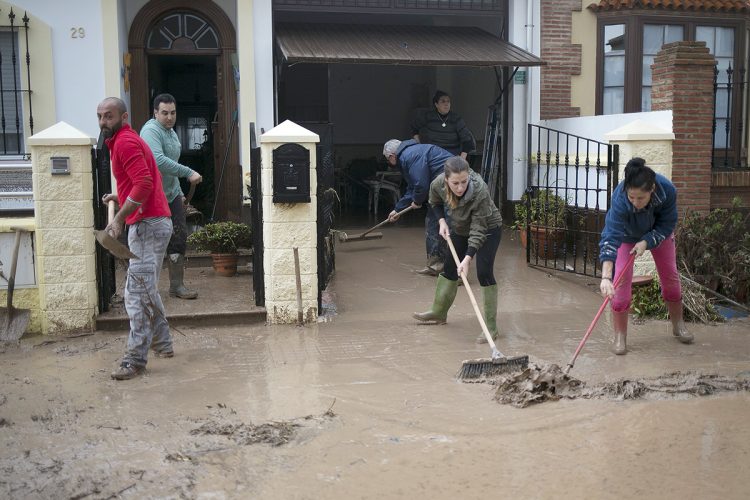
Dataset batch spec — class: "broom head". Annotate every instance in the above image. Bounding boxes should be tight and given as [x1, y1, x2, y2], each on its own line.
[457, 355, 530, 381]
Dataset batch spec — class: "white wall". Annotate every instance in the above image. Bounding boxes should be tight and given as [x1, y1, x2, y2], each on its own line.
[12, 0, 105, 137]
[508, 0, 541, 202]
[540, 110, 673, 145]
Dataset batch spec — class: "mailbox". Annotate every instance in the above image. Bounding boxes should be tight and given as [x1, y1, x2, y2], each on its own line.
[272, 143, 311, 203]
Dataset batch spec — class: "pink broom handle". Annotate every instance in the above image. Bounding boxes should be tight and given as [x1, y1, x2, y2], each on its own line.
[564, 252, 636, 374]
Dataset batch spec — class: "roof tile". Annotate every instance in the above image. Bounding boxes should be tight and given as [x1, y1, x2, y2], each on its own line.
[588, 0, 750, 12]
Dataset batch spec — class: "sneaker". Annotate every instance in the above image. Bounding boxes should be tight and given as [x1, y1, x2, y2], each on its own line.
[153, 350, 174, 359]
[111, 362, 145, 380]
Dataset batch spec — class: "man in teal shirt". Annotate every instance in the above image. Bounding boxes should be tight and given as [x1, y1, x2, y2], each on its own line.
[140, 93, 202, 299]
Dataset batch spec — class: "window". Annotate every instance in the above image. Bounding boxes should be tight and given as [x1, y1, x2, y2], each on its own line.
[0, 29, 26, 156]
[697, 26, 735, 148]
[147, 13, 219, 51]
[597, 18, 740, 116]
[603, 24, 626, 114]
[642, 25, 683, 111]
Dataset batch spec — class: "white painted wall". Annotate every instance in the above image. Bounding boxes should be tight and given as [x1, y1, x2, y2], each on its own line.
[12, 0, 106, 137]
[540, 110, 673, 145]
[508, 0, 541, 202]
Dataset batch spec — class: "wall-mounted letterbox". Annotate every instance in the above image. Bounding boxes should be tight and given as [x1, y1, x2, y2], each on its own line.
[272, 143, 311, 203]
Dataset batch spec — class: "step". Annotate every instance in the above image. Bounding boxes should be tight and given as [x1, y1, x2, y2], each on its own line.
[96, 307, 267, 331]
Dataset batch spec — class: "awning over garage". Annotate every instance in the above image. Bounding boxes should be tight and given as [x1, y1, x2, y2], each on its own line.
[276, 23, 544, 67]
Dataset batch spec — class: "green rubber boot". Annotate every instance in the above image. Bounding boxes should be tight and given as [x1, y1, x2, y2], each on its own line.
[413, 274, 459, 324]
[476, 284, 499, 344]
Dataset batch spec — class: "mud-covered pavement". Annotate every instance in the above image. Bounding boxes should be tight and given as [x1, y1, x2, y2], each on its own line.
[1, 225, 749, 499]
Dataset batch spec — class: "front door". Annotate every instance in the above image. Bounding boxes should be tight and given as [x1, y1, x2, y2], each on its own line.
[128, 2, 239, 221]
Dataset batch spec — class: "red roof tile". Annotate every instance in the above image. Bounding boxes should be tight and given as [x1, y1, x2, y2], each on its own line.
[588, 0, 750, 12]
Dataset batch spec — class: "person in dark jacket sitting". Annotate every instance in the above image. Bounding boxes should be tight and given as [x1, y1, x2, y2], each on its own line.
[383, 138, 453, 276]
[413, 156, 504, 343]
[599, 157, 693, 355]
[411, 90, 475, 159]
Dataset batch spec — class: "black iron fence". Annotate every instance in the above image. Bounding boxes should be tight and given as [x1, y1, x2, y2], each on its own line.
[0, 9, 33, 157]
[524, 124, 618, 278]
[712, 64, 749, 170]
[92, 136, 116, 314]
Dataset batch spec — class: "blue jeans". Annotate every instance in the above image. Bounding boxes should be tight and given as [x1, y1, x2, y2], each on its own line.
[122, 217, 173, 367]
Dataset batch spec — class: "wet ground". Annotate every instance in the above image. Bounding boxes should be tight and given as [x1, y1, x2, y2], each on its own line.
[1, 224, 749, 499]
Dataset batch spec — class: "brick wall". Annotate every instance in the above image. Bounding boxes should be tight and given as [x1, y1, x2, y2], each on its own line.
[651, 41, 715, 215]
[712, 170, 750, 208]
[540, 0, 581, 119]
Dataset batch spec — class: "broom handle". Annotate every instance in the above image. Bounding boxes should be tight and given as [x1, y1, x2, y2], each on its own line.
[361, 206, 413, 238]
[446, 235, 502, 356]
[565, 253, 636, 373]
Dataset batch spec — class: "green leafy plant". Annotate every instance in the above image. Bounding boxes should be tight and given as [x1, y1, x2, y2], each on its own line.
[187, 221, 251, 254]
[631, 279, 669, 320]
[676, 197, 750, 304]
[513, 189, 569, 230]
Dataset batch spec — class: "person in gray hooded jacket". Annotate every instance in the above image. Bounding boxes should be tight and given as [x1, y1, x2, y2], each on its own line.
[413, 156, 504, 343]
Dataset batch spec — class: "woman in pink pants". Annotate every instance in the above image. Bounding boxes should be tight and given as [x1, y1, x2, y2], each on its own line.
[598, 157, 693, 355]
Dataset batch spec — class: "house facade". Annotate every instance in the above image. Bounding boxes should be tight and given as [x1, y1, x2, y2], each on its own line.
[539, 0, 750, 210]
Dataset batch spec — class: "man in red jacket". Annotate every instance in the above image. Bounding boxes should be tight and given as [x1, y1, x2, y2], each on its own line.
[97, 97, 174, 380]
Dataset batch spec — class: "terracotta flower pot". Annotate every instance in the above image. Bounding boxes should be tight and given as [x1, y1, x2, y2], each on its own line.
[211, 253, 239, 277]
[529, 225, 564, 259]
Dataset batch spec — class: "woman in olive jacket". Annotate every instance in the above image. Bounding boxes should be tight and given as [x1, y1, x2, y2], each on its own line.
[413, 156, 503, 343]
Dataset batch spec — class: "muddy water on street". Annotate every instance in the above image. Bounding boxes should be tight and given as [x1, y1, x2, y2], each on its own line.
[1, 226, 749, 499]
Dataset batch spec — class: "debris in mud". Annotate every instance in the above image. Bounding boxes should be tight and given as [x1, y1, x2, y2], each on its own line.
[190, 400, 338, 447]
[491, 363, 584, 408]
[0, 417, 11, 427]
[488, 363, 750, 408]
[192, 420, 299, 446]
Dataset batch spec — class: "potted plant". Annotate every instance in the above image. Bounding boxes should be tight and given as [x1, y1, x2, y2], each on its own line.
[513, 190, 569, 258]
[187, 221, 252, 276]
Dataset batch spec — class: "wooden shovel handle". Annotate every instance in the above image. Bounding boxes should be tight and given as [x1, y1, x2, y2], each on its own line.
[107, 199, 116, 225]
[446, 235, 499, 352]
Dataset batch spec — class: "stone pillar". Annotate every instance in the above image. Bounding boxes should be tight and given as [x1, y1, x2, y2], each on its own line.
[605, 119, 676, 277]
[260, 120, 319, 324]
[27, 122, 97, 334]
[651, 41, 715, 215]
[540, 0, 582, 119]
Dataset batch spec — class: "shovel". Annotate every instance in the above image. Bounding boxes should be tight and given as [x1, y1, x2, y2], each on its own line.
[0, 228, 31, 341]
[93, 200, 138, 260]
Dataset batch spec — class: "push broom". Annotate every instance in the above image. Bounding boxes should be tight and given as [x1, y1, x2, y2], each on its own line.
[338, 206, 413, 243]
[449, 236, 529, 381]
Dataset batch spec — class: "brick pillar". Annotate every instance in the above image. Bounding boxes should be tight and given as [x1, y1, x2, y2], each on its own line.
[651, 41, 715, 214]
[540, 0, 581, 119]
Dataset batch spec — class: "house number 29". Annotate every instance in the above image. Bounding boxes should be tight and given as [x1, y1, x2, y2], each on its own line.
[70, 27, 85, 38]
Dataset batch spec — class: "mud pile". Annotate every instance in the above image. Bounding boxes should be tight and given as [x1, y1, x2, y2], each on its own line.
[490, 363, 750, 408]
[491, 363, 584, 408]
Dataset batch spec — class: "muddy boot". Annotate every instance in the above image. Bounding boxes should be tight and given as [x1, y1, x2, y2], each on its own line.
[666, 300, 693, 344]
[476, 284, 499, 344]
[416, 255, 442, 276]
[612, 310, 629, 355]
[413, 274, 459, 324]
[168, 254, 198, 299]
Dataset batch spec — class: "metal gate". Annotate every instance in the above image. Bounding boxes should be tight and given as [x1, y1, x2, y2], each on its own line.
[524, 124, 619, 278]
[92, 135, 116, 312]
[297, 122, 335, 310]
[249, 144, 265, 306]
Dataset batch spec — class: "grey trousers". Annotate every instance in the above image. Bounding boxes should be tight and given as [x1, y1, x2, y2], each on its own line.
[122, 217, 173, 367]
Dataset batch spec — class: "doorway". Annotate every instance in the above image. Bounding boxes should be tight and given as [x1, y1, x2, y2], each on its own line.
[128, 1, 239, 221]
[148, 54, 217, 219]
